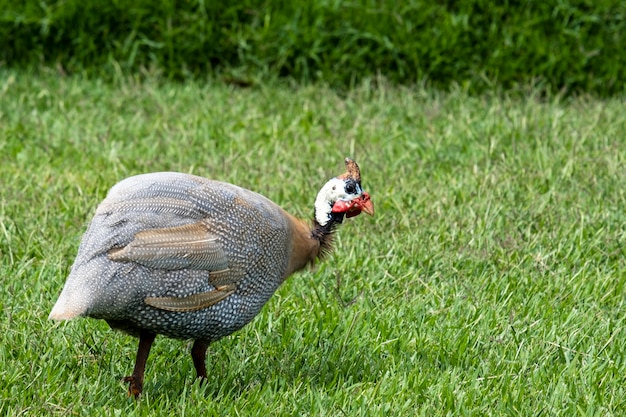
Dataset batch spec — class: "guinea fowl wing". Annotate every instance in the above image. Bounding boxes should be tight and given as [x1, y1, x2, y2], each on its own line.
[108, 221, 238, 312]
[49, 174, 258, 321]
[107, 221, 229, 271]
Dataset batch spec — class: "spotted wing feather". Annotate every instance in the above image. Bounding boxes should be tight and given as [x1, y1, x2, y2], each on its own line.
[145, 283, 237, 312]
[108, 221, 228, 271]
[107, 221, 238, 311]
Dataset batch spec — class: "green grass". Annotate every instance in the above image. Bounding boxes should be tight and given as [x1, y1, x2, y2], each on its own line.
[3, 0, 626, 96]
[1, 69, 625, 415]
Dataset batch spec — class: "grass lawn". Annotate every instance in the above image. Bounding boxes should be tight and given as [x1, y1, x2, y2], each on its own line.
[1, 69, 625, 416]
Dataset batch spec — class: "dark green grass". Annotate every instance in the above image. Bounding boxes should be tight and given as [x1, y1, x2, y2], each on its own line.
[2, 0, 625, 95]
[1, 69, 625, 415]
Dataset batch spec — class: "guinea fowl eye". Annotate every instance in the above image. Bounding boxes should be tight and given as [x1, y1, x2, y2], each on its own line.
[345, 181, 357, 194]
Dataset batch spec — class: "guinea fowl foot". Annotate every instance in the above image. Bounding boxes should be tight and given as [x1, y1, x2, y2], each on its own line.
[123, 375, 143, 398]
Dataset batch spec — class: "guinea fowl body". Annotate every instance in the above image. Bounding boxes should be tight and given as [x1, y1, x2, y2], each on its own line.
[49, 158, 373, 397]
[51, 172, 316, 340]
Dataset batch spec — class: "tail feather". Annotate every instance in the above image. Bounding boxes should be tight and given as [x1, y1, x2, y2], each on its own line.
[48, 279, 90, 320]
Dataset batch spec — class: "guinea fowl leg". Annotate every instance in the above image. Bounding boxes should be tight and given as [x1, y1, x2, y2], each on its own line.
[123, 330, 156, 398]
[191, 339, 210, 382]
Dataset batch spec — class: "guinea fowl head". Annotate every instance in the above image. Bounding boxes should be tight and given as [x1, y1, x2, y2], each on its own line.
[313, 157, 374, 234]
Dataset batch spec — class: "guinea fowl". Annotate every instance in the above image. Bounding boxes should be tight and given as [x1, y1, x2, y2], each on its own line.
[49, 157, 373, 397]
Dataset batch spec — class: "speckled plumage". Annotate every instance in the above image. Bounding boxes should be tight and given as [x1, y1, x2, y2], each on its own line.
[49, 159, 373, 397]
[52, 173, 295, 340]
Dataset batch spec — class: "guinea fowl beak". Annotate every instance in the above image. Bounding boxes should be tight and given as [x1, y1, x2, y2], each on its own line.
[358, 192, 374, 216]
[331, 192, 374, 218]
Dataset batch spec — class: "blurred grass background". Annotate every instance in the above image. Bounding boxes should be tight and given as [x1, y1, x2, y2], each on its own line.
[2, 0, 625, 95]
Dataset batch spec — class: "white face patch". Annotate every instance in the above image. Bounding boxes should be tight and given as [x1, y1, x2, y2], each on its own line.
[314, 178, 363, 226]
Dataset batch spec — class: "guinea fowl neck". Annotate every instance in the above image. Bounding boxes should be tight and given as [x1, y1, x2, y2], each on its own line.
[310, 211, 345, 256]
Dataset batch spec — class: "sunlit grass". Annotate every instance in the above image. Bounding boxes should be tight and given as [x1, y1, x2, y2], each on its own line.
[1, 70, 625, 415]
